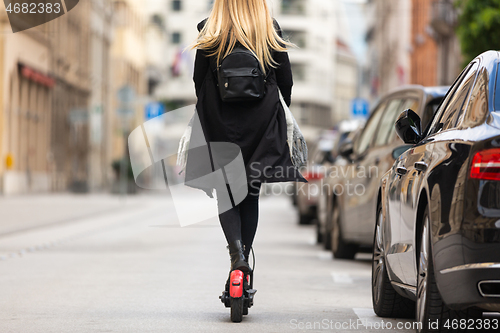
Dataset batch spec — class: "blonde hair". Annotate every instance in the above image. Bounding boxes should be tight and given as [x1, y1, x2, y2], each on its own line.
[191, 0, 294, 74]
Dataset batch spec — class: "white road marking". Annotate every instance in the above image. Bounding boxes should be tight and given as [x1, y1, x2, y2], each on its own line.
[354, 307, 419, 331]
[331, 273, 354, 284]
[353, 307, 382, 324]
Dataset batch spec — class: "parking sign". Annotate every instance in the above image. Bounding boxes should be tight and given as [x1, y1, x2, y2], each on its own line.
[351, 98, 369, 118]
[145, 102, 165, 120]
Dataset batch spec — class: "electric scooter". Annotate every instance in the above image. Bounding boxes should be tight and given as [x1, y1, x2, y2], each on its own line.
[219, 249, 257, 322]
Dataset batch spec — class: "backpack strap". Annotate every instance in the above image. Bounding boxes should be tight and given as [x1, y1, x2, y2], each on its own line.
[209, 55, 220, 86]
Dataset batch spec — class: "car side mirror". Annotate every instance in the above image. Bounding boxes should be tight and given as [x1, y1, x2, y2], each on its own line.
[338, 139, 354, 158]
[395, 109, 423, 144]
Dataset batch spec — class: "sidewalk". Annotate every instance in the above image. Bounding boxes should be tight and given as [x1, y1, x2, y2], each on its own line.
[0, 192, 178, 236]
[0, 193, 174, 259]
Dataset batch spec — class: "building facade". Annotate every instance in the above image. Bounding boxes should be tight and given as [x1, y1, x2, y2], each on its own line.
[48, 1, 92, 192]
[365, 0, 412, 99]
[88, 0, 114, 191]
[144, 0, 169, 98]
[0, 0, 114, 194]
[334, 39, 358, 123]
[429, 0, 461, 85]
[110, 0, 147, 167]
[0, 7, 53, 194]
[411, 0, 438, 86]
[410, 0, 461, 87]
[273, 0, 337, 131]
[154, 0, 208, 106]
[158, 0, 340, 133]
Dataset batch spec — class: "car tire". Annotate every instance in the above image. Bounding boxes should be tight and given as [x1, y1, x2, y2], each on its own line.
[298, 212, 314, 225]
[323, 199, 334, 250]
[291, 187, 297, 207]
[372, 204, 415, 318]
[416, 207, 482, 332]
[316, 219, 323, 243]
[331, 201, 357, 259]
[323, 196, 333, 250]
[324, 229, 332, 250]
[316, 188, 328, 244]
[323, 214, 332, 250]
[297, 192, 314, 225]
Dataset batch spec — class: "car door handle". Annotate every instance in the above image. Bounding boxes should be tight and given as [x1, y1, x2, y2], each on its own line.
[414, 161, 428, 172]
[396, 166, 408, 176]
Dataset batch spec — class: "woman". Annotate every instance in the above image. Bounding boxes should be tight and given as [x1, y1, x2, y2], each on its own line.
[188, 0, 306, 290]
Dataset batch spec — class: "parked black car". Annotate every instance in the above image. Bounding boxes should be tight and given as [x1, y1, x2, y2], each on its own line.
[318, 85, 448, 257]
[373, 51, 500, 332]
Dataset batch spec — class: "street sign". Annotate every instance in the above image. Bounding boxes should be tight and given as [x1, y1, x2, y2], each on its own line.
[117, 85, 135, 104]
[351, 98, 369, 118]
[145, 102, 165, 120]
[116, 85, 136, 119]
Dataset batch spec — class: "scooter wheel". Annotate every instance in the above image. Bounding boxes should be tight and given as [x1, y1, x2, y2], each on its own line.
[230, 297, 243, 322]
[242, 303, 248, 316]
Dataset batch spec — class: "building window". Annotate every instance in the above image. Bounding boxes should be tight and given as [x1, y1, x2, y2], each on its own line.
[291, 63, 306, 81]
[281, 0, 305, 15]
[172, 0, 182, 11]
[151, 14, 164, 30]
[283, 29, 306, 48]
[172, 32, 182, 44]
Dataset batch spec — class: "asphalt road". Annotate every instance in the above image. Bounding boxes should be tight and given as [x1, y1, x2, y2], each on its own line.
[0, 191, 416, 333]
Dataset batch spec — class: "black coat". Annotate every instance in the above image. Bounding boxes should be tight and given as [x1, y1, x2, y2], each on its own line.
[185, 19, 306, 194]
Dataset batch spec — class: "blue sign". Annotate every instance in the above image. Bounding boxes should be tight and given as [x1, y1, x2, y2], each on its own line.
[351, 98, 369, 118]
[145, 102, 165, 120]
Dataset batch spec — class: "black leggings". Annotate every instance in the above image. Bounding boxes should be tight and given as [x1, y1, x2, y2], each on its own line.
[218, 181, 261, 259]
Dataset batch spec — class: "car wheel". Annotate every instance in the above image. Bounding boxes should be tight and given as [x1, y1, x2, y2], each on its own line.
[298, 211, 314, 225]
[291, 184, 297, 206]
[372, 204, 415, 318]
[416, 207, 482, 332]
[315, 220, 323, 244]
[323, 198, 333, 250]
[297, 190, 314, 225]
[331, 201, 357, 259]
[316, 188, 328, 244]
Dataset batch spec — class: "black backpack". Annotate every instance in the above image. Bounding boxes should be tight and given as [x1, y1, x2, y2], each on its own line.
[214, 45, 267, 102]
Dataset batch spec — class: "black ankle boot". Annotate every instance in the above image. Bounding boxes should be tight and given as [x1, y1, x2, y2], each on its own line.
[227, 240, 250, 273]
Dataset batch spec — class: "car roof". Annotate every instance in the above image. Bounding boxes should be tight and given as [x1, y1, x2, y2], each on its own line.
[475, 50, 500, 66]
[422, 86, 450, 98]
[474, 51, 500, 113]
[385, 84, 449, 99]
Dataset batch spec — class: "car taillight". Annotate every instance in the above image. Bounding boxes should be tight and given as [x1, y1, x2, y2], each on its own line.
[470, 148, 500, 180]
[303, 171, 323, 181]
